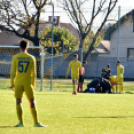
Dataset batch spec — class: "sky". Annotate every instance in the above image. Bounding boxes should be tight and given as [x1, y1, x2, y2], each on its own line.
[40, 0, 134, 27]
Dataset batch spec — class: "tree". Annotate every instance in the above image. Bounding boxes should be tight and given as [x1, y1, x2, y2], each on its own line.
[59, 0, 118, 61]
[83, 31, 104, 53]
[0, 0, 48, 46]
[40, 26, 78, 54]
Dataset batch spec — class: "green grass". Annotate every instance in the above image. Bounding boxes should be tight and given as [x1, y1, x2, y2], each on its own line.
[1, 79, 134, 133]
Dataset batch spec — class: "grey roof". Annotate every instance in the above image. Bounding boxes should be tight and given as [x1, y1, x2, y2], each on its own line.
[104, 9, 134, 40]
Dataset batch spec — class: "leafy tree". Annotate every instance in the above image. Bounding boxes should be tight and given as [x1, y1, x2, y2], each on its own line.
[0, 0, 48, 46]
[83, 31, 104, 53]
[40, 26, 78, 54]
[59, 0, 118, 61]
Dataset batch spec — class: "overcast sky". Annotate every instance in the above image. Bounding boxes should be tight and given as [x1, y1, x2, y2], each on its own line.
[41, 0, 134, 26]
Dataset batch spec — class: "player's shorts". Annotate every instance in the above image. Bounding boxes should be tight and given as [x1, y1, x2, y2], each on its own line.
[71, 74, 79, 81]
[116, 76, 123, 84]
[79, 75, 84, 83]
[14, 83, 35, 99]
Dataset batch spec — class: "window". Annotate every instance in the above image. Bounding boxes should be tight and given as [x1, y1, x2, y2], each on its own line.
[127, 48, 134, 60]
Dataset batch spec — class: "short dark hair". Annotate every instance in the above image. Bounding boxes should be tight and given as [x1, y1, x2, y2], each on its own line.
[20, 40, 28, 50]
[116, 61, 121, 64]
[107, 65, 110, 68]
[73, 54, 78, 57]
[83, 61, 87, 64]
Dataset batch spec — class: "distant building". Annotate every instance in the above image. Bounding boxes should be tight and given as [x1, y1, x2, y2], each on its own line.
[39, 16, 79, 40]
[0, 31, 21, 46]
[0, 16, 79, 46]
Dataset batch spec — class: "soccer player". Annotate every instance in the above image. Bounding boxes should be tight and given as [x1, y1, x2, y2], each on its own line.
[109, 75, 117, 93]
[65, 54, 82, 95]
[10, 40, 46, 127]
[116, 61, 124, 94]
[77, 61, 87, 92]
[84, 78, 111, 93]
[101, 65, 110, 80]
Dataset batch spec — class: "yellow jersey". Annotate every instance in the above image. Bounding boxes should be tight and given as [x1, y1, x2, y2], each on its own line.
[109, 75, 117, 84]
[117, 64, 124, 77]
[10, 52, 36, 88]
[66, 60, 82, 76]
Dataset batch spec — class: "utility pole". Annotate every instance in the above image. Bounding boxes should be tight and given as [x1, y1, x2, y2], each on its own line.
[117, 6, 121, 61]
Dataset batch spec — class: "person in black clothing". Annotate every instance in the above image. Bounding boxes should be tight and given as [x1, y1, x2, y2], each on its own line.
[101, 65, 110, 80]
[84, 78, 111, 93]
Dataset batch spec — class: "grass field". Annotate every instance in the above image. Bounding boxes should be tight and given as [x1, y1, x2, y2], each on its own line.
[1, 79, 134, 134]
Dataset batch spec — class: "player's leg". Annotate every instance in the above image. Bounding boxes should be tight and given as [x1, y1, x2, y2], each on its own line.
[14, 84, 24, 127]
[80, 77, 84, 92]
[77, 77, 80, 92]
[119, 77, 123, 94]
[79, 82, 82, 92]
[71, 75, 77, 94]
[72, 79, 77, 94]
[116, 78, 119, 93]
[24, 85, 46, 127]
[111, 82, 116, 94]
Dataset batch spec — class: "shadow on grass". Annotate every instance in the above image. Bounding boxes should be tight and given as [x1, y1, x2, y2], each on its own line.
[36, 93, 70, 95]
[74, 116, 134, 119]
[0, 126, 14, 128]
[125, 92, 134, 94]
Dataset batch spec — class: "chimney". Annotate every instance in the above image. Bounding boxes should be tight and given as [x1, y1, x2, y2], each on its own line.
[57, 16, 60, 26]
[48, 16, 52, 23]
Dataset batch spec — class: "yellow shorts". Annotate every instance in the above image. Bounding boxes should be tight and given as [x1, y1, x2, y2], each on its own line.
[117, 77, 123, 84]
[71, 75, 79, 81]
[15, 83, 35, 99]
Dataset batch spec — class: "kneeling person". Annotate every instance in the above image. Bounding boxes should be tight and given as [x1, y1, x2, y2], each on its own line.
[84, 78, 111, 93]
[109, 75, 117, 93]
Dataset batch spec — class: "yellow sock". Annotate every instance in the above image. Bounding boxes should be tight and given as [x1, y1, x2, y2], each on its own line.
[116, 85, 118, 93]
[30, 107, 39, 124]
[119, 85, 123, 93]
[112, 86, 115, 93]
[16, 104, 23, 124]
[73, 85, 76, 92]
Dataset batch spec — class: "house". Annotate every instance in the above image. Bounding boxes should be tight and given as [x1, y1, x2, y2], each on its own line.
[0, 31, 21, 46]
[0, 16, 79, 46]
[94, 41, 110, 54]
[39, 16, 79, 40]
[83, 9, 134, 79]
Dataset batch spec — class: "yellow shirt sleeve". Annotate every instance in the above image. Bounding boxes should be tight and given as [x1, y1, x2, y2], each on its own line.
[66, 61, 72, 75]
[31, 57, 36, 88]
[10, 56, 16, 87]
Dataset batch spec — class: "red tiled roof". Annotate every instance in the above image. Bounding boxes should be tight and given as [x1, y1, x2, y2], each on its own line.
[0, 21, 79, 46]
[59, 23, 79, 39]
[39, 22, 79, 39]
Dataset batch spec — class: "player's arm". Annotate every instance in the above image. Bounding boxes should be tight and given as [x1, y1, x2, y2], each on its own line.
[108, 70, 111, 78]
[117, 66, 120, 76]
[10, 56, 16, 89]
[122, 67, 124, 75]
[101, 69, 104, 77]
[66, 62, 71, 78]
[31, 57, 36, 88]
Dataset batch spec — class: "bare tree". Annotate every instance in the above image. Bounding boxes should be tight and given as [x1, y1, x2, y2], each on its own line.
[59, 0, 118, 61]
[0, 0, 48, 46]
